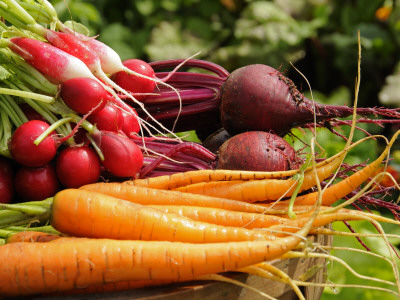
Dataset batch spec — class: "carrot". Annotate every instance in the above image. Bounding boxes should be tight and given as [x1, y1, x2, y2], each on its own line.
[129, 154, 342, 190]
[267, 210, 400, 236]
[147, 205, 288, 229]
[128, 133, 373, 191]
[281, 130, 400, 206]
[172, 157, 339, 202]
[80, 182, 270, 213]
[51, 189, 272, 243]
[0, 229, 312, 297]
[5, 231, 60, 243]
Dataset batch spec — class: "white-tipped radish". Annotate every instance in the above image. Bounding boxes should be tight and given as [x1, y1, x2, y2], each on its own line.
[7, 37, 97, 83]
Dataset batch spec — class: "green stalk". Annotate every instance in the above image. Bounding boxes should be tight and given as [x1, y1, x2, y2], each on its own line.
[1, 0, 38, 26]
[0, 228, 14, 238]
[34, 116, 73, 145]
[15, 0, 53, 23]
[34, 0, 58, 28]
[5, 225, 60, 235]
[0, 6, 27, 29]
[0, 110, 12, 158]
[0, 209, 46, 227]
[0, 87, 55, 103]
[0, 95, 24, 126]
[0, 199, 51, 215]
[2, 93, 28, 123]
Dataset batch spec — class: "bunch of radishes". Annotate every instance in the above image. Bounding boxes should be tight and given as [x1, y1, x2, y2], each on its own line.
[0, 0, 219, 203]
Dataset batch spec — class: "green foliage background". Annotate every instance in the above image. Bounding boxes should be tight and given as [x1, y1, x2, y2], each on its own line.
[51, 0, 400, 298]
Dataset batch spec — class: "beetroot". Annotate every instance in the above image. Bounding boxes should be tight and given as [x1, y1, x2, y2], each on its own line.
[220, 64, 395, 135]
[217, 131, 300, 172]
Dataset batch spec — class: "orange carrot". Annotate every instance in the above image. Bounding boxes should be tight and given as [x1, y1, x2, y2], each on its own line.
[80, 182, 270, 213]
[280, 130, 400, 206]
[51, 189, 271, 243]
[268, 210, 400, 236]
[0, 230, 311, 297]
[148, 205, 288, 229]
[129, 153, 343, 190]
[5, 231, 60, 243]
[128, 133, 374, 191]
[172, 161, 334, 202]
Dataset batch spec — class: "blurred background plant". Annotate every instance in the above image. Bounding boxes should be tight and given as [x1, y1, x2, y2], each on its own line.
[52, 0, 400, 298]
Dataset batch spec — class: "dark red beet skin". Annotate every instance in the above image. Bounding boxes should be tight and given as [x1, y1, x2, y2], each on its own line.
[220, 64, 367, 136]
[217, 131, 300, 172]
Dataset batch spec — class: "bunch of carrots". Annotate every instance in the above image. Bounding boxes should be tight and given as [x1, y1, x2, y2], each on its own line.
[0, 121, 399, 298]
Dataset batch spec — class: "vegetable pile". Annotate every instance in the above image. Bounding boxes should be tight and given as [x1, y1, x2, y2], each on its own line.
[0, 0, 400, 299]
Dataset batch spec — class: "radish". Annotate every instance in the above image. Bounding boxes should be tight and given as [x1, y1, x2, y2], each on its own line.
[92, 131, 143, 178]
[56, 146, 101, 188]
[217, 131, 301, 172]
[120, 108, 140, 138]
[10, 120, 57, 167]
[0, 157, 14, 204]
[14, 164, 60, 201]
[59, 77, 109, 114]
[112, 59, 156, 100]
[7, 37, 97, 83]
[87, 104, 124, 133]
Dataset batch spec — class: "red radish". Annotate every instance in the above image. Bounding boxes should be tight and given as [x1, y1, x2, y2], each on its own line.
[112, 59, 156, 100]
[56, 146, 101, 188]
[8, 37, 97, 83]
[87, 105, 124, 133]
[59, 77, 110, 114]
[10, 120, 56, 167]
[120, 108, 140, 137]
[92, 131, 143, 178]
[62, 29, 159, 85]
[220, 64, 398, 135]
[217, 131, 301, 172]
[0, 157, 14, 204]
[14, 164, 60, 201]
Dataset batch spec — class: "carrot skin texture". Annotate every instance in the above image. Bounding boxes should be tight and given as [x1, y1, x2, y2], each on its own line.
[0, 236, 306, 297]
[51, 189, 269, 243]
[173, 155, 343, 202]
[80, 182, 269, 213]
[129, 150, 346, 190]
[148, 205, 287, 229]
